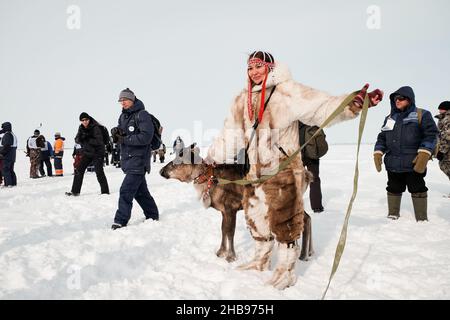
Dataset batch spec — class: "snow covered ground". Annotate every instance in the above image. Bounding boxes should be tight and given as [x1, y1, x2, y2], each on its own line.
[0, 144, 449, 300]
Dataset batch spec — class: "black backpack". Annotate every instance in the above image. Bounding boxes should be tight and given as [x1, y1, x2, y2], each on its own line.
[134, 111, 163, 151]
[298, 122, 329, 160]
[150, 114, 163, 151]
[99, 125, 111, 145]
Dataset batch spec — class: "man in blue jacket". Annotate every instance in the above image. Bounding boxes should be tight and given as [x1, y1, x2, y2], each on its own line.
[39, 137, 54, 177]
[111, 88, 159, 229]
[374, 86, 438, 221]
[0, 122, 18, 187]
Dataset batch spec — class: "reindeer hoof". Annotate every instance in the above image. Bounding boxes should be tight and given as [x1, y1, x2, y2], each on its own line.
[216, 249, 236, 263]
[216, 248, 227, 258]
[299, 254, 309, 261]
[299, 250, 314, 261]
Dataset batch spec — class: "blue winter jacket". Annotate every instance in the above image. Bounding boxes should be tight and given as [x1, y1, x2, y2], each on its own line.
[374, 86, 438, 173]
[40, 141, 54, 160]
[118, 99, 154, 174]
[0, 122, 18, 162]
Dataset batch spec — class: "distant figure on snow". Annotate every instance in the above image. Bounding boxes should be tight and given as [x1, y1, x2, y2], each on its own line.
[0, 122, 18, 187]
[53, 132, 65, 176]
[39, 136, 53, 177]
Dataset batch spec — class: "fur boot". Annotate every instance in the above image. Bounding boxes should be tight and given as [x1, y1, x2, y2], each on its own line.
[237, 240, 274, 271]
[267, 241, 300, 290]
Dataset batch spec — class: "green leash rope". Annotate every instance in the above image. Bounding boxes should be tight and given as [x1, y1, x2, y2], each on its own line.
[321, 94, 369, 299]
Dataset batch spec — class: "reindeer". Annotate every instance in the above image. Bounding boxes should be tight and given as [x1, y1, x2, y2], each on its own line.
[160, 146, 314, 262]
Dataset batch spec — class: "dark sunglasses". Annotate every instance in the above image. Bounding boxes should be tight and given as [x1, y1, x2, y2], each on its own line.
[394, 95, 408, 102]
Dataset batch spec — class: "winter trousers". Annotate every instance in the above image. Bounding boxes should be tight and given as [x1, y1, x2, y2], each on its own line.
[54, 157, 63, 176]
[243, 166, 304, 244]
[303, 158, 323, 211]
[29, 149, 40, 178]
[114, 173, 159, 226]
[71, 154, 109, 194]
[73, 154, 82, 174]
[39, 158, 53, 176]
[386, 171, 428, 194]
[0, 159, 3, 184]
[2, 159, 17, 186]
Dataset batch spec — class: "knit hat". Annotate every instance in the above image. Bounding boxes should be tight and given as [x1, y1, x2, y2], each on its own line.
[247, 51, 275, 123]
[34, 129, 40, 135]
[55, 132, 61, 137]
[438, 101, 450, 111]
[79, 112, 90, 121]
[118, 88, 136, 102]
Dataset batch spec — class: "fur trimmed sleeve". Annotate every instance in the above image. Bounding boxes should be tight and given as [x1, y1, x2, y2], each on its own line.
[282, 82, 359, 128]
[207, 94, 246, 164]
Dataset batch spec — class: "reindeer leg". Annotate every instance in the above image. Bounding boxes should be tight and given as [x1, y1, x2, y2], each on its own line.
[216, 210, 237, 262]
[225, 209, 237, 262]
[216, 211, 228, 259]
[299, 212, 312, 261]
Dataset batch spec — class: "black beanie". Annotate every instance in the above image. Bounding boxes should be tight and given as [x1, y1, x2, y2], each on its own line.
[438, 101, 450, 111]
[79, 112, 90, 121]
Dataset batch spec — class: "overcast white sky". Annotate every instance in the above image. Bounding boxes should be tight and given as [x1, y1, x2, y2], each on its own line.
[1, 0, 449, 148]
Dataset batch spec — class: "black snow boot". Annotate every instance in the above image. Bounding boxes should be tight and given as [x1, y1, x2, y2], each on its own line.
[65, 192, 80, 196]
[111, 223, 124, 230]
[412, 192, 428, 222]
[387, 192, 402, 220]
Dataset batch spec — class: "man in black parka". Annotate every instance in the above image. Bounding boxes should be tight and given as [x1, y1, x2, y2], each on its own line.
[65, 112, 110, 196]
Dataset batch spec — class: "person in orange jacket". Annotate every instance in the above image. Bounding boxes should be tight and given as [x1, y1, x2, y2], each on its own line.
[53, 132, 65, 176]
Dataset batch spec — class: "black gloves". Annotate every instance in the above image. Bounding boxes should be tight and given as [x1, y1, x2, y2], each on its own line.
[111, 127, 125, 144]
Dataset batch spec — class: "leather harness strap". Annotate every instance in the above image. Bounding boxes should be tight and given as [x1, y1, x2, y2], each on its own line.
[194, 163, 217, 198]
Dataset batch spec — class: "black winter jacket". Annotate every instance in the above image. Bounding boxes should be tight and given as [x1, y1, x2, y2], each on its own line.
[75, 118, 105, 158]
[0, 122, 17, 162]
[118, 99, 154, 174]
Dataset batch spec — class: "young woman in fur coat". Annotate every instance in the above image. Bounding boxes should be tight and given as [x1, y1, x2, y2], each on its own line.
[206, 51, 383, 290]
